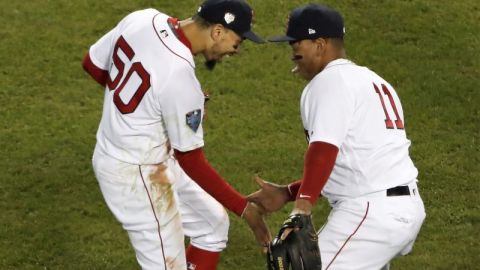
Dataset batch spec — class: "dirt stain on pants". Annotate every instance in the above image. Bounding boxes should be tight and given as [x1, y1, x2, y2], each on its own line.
[149, 163, 175, 213]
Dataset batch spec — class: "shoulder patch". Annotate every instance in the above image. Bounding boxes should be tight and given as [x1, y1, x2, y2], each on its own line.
[186, 109, 202, 132]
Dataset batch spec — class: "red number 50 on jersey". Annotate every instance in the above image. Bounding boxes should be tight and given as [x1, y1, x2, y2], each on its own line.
[107, 36, 151, 114]
[373, 83, 404, 130]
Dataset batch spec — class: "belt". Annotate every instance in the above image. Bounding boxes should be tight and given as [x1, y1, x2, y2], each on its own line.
[386, 185, 411, 196]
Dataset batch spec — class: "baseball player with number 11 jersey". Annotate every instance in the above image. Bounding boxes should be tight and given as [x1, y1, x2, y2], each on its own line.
[253, 4, 426, 270]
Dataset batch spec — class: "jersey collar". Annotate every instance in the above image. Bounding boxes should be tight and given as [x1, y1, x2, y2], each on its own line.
[167, 17, 193, 53]
[153, 13, 195, 68]
[323, 58, 353, 70]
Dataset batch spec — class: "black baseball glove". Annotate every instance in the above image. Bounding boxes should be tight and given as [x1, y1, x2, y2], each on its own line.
[267, 214, 321, 270]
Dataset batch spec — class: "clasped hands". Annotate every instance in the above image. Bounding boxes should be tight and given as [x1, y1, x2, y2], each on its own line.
[243, 176, 300, 252]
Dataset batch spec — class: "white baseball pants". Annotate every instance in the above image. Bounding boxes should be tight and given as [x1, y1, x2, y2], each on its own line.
[169, 158, 230, 252]
[319, 181, 426, 270]
[92, 148, 186, 270]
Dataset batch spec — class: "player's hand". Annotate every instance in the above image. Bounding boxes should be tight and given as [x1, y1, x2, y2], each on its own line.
[267, 213, 322, 270]
[247, 176, 290, 214]
[280, 198, 314, 240]
[242, 202, 272, 251]
[257, 198, 316, 258]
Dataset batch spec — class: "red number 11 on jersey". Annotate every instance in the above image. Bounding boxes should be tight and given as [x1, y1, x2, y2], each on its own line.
[373, 83, 404, 130]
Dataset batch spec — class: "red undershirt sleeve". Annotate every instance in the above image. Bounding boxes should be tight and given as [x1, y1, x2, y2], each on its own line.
[295, 141, 339, 205]
[174, 148, 248, 216]
[82, 53, 109, 87]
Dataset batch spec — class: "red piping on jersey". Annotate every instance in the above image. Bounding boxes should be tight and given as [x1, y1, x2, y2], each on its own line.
[167, 17, 193, 52]
[82, 53, 109, 86]
[296, 141, 339, 205]
[174, 148, 248, 216]
[138, 165, 168, 270]
[325, 202, 370, 270]
[152, 13, 194, 69]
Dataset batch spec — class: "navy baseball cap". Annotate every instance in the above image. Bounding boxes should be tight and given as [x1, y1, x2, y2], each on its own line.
[197, 0, 265, 43]
[269, 4, 345, 42]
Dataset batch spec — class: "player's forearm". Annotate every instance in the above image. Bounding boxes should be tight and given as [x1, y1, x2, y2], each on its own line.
[174, 148, 247, 216]
[295, 141, 338, 205]
[82, 52, 109, 86]
[287, 180, 302, 201]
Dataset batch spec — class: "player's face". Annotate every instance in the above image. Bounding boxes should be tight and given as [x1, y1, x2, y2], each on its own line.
[289, 39, 323, 81]
[206, 28, 243, 62]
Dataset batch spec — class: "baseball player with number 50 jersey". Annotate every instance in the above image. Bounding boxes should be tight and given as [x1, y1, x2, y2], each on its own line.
[250, 4, 426, 270]
[82, 1, 270, 269]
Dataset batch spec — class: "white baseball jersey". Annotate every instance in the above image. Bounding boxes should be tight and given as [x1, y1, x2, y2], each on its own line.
[89, 9, 204, 164]
[301, 59, 418, 200]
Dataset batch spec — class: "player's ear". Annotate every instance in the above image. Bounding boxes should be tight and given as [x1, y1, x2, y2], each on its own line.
[314, 38, 327, 55]
[210, 24, 225, 42]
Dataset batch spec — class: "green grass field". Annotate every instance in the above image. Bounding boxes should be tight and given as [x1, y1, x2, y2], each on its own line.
[1, 0, 479, 269]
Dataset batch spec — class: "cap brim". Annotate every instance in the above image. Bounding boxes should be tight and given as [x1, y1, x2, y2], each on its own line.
[242, 31, 266, 44]
[267, 35, 297, 42]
